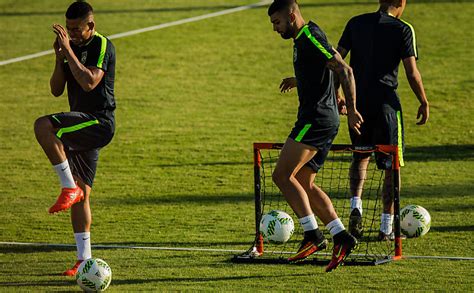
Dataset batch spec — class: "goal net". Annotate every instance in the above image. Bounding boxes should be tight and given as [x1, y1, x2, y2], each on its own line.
[234, 143, 402, 265]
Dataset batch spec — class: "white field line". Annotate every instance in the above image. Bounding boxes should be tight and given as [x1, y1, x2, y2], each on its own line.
[1, 241, 474, 261]
[0, 0, 272, 67]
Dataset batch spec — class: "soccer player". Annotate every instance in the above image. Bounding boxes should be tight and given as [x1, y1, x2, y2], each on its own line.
[34, 1, 116, 275]
[336, 0, 429, 240]
[267, 0, 363, 272]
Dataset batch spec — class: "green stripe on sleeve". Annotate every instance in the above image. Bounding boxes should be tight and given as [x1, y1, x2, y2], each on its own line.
[56, 120, 99, 138]
[397, 111, 405, 167]
[296, 25, 307, 39]
[295, 124, 312, 142]
[297, 26, 333, 60]
[400, 19, 417, 59]
[95, 32, 107, 69]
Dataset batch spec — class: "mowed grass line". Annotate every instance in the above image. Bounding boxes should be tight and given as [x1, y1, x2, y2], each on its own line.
[1, 0, 473, 291]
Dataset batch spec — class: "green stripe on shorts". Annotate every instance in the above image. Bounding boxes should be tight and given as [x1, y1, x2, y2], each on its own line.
[397, 111, 405, 167]
[295, 124, 312, 142]
[56, 120, 99, 138]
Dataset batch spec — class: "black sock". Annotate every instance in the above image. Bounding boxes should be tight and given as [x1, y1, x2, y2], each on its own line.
[304, 228, 324, 241]
[333, 230, 349, 243]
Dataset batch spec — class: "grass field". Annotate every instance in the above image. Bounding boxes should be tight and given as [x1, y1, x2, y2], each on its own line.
[1, 0, 473, 291]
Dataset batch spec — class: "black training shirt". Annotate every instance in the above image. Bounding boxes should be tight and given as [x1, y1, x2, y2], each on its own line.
[338, 11, 417, 96]
[293, 21, 339, 125]
[64, 32, 116, 121]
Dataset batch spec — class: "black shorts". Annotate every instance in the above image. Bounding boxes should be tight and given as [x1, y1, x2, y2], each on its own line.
[48, 112, 114, 186]
[350, 102, 405, 169]
[288, 121, 339, 173]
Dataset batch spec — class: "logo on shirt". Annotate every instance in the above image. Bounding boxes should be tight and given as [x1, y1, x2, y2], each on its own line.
[293, 47, 298, 63]
[80, 51, 88, 64]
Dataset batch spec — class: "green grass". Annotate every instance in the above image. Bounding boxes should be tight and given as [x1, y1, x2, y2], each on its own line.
[1, 0, 473, 291]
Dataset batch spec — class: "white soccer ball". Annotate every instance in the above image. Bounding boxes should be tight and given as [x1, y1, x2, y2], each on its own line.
[76, 258, 112, 292]
[259, 210, 295, 243]
[400, 205, 431, 238]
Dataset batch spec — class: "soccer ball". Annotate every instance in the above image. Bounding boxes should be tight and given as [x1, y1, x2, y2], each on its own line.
[76, 258, 112, 292]
[259, 210, 294, 243]
[400, 205, 431, 238]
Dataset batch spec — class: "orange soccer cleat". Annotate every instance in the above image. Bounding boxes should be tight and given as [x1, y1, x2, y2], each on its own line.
[62, 260, 83, 276]
[325, 231, 358, 272]
[288, 237, 328, 262]
[49, 185, 84, 214]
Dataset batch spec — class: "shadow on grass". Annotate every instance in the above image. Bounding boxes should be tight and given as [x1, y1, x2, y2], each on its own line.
[1, 0, 469, 17]
[109, 193, 254, 205]
[0, 240, 251, 254]
[404, 144, 474, 161]
[150, 161, 249, 168]
[397, 183, 473, 199]
[111, 273, 309, 285]
[108, 181, 472, 207]
[96, 240, 252, 246]
[0, 275, 308, 287]
[0, 280, 72, 287]
[139, 145, 473, 169]
[0, 245, 75, 254]
[430, 225, 474, 233]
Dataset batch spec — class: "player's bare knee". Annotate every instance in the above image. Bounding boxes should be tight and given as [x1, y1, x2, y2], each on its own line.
[272, 169, 290, 187]
[34, 118, 50, 144]
[34, 116, 52, 136]
[294, 174, 311, 191]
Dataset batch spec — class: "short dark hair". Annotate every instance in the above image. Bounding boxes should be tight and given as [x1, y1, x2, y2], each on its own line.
[65, 1, 93, 19]
[267, 0, 297, 16]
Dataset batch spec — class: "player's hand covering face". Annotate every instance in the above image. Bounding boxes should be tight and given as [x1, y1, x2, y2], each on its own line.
[52, 24, 72, 51]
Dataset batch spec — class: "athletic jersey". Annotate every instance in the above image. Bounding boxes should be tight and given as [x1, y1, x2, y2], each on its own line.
[293, 21, 339, 125]
[64, 32, 116, 121]
[338, 11, 417, 110]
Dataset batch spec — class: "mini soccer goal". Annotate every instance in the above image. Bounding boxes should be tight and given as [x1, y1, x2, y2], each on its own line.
[233, 143, 402, 266]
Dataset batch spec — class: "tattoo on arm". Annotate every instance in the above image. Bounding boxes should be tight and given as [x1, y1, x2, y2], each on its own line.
[327, 54, 356, 109]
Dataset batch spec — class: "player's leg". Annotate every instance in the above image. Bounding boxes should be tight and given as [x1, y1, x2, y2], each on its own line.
[298, 168, 338, 224]
[62, 149, 99, 276]
[285, 164, 331, 262]
[296, 149, 338, 225]
[348, 155, 370, 239]
[34, 116, 68, 165]
[63, 178, 92, 276]
[272, 137, 317, 217]
[272, 138, 325, 261]
[376, 102, 405, 241]
[347, 115, 374, 239]
[34, 114, 84, 213]
[296, 158, 357, 272]
[38, 112, 113, 275]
